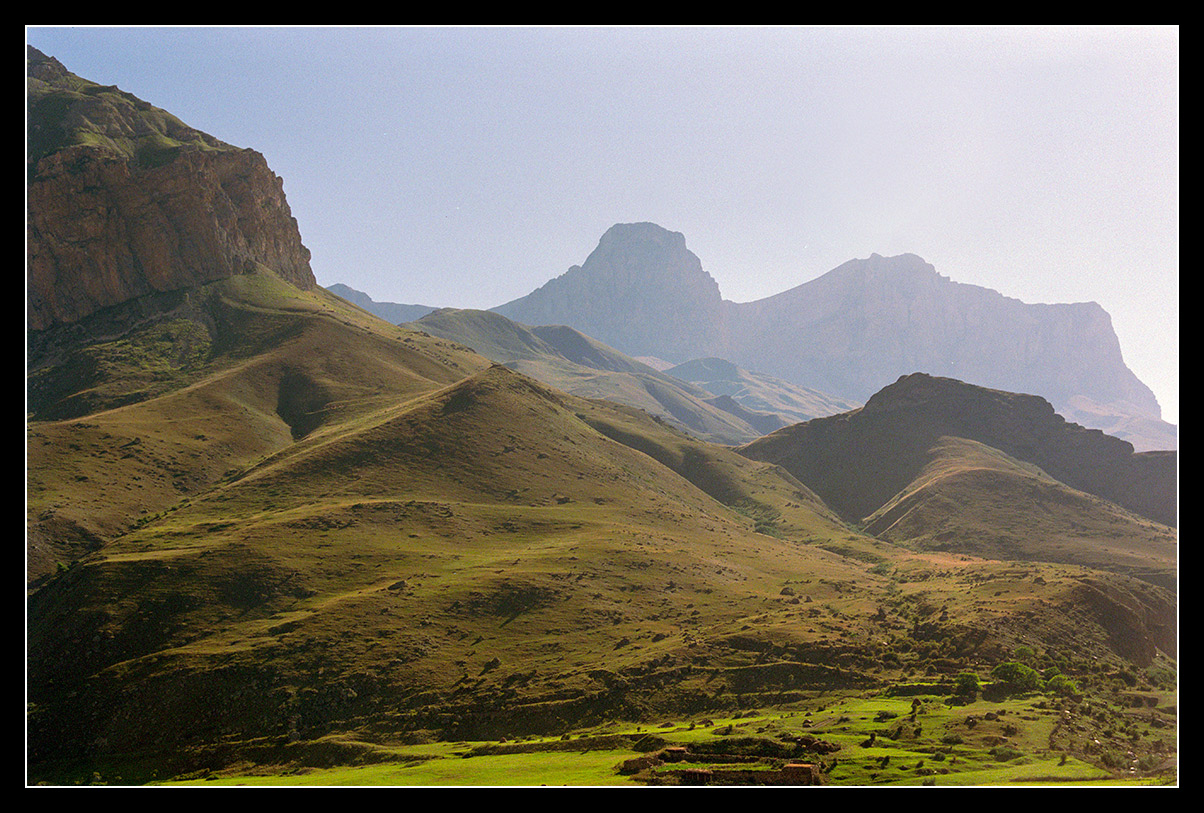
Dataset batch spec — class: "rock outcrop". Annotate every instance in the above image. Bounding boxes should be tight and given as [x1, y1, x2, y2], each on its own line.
[27, 47, 315, 332]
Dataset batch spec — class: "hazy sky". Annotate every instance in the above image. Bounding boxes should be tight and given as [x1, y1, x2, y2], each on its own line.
[25, 26, 1178, 423]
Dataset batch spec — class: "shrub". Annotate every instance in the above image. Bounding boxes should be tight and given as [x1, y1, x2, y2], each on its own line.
[1146, 665, 1176, 689]
[991, 662, 1041, 693]
[1044, 674, 1079, 696]
[953, 672, 981, 697]
[990, 745, 1023, 762]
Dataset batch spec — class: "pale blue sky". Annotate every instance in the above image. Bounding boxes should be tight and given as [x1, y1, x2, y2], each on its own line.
[26, 26, 1178, 423]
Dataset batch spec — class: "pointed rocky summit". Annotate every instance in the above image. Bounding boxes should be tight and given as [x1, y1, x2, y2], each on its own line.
[494, 222, 725, 361]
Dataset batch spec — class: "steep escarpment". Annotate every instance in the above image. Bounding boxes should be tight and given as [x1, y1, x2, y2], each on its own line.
[725, 253, 1162, 427]
[26, 47, 315, 331]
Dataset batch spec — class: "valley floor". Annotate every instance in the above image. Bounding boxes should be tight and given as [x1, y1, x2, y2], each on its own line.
[66, 685, 1175, 788]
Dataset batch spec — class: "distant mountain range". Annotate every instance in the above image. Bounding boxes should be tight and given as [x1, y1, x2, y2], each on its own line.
[324, 283, 436, 325]
[331, 222, 1175, 451]
[493, 223, 1175, 452]
[666, 357, 859, 427]
[328, 288, 861, 445]
[402, 308, 864, 445]
[405, 307, 775, 444]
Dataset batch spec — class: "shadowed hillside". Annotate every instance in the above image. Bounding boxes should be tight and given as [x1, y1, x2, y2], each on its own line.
[739, 374, 1177, 587]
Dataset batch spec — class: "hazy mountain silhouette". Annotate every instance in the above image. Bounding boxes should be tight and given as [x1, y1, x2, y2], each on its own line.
[324, 283, 436, 324]
[494, 222, 725, 362]
[495, 223, 1174, 451]
[667, 357, 860, 425]
[407, 307, 781, 444]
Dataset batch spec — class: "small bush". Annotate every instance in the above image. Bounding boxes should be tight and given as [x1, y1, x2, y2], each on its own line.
[953, 672, 980, 697]
[1044, 674, 1079, 696]
[991, 662, 1041, 693]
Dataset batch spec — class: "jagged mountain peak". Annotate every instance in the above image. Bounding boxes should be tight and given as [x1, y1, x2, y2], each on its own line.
[571, 221, 716, 292]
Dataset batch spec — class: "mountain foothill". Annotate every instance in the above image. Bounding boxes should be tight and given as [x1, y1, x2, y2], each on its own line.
[25, 47, 1176, 783]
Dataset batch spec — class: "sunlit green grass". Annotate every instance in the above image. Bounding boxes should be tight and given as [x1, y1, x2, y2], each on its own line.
[161, 750, 638, 787]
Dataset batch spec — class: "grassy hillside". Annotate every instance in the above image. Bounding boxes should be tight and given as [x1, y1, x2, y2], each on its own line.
[862, 437, 1177, 589]
[28, 272, 1177, 784]
[27, 269, 491, 581]
[407, 308, 776, 444]
[27, 47, 1177, 787]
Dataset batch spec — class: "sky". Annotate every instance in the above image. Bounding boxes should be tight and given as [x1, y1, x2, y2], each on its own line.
[25, 26, 1179, 423]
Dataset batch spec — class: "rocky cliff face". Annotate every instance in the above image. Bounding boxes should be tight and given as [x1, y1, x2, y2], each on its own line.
[493, 225, 1172, 450]
[724, 253, 1162, 428]
[494, 222, 725, 361]
[27, 47, 315, 332]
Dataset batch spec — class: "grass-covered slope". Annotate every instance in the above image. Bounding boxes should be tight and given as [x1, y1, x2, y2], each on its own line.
[29, 274, 1175, 783]
[861, 437, 1176, 589]
[26, 348, 874, 777]
[27, 269, 491, 581]
[27, 46, 232, 171]
[407, 308, 776, 444]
